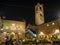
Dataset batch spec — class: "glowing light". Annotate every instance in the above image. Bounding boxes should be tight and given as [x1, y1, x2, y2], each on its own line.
[3, 32, 7, 34]
[51, 35, 52, 37]
[52, 22, 55, 25]
[12, 23, 15, 26]
[11, 32, 15, 35]
[11, 23, 16, 30]
[23, 39, 25, 42]
[47, 24, 49, 26]
[34, 34, 37, 37]
[18, 33, 22, 35]
[39, 32, 44, 35]
[54, 29, 60, 34]
[1, 28, 3, 30]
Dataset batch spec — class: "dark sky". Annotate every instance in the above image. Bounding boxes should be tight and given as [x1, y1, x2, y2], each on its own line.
[0, 0, 60, 24]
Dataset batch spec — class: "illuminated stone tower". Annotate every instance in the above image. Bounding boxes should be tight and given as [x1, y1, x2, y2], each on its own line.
[35, 3, 44, 25]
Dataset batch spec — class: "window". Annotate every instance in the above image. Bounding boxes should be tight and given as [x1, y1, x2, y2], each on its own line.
[40, 7, 42, 11]
[40, 14, 42, 16]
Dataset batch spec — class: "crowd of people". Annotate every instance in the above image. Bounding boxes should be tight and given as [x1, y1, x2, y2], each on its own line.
[0, 32, 23, 45]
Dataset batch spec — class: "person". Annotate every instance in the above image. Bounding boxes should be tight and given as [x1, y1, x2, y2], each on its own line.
[13, 39, 19, 45]
[5, 36, 9, 45]
[5, 36, 14, 45]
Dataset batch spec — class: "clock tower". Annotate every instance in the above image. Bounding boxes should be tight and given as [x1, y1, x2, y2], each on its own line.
[35, 3, 44, 25]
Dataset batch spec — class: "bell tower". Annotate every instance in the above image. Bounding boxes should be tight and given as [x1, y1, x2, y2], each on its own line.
[35, 3, 44, 25]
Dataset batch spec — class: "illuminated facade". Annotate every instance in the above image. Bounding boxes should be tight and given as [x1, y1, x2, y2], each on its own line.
[0, 20, 26, 40]
[38, 19, 60, 39]
[2, 20, 25, 33]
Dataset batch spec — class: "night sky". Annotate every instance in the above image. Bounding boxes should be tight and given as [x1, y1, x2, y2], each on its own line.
[0, 0, 60, 24]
